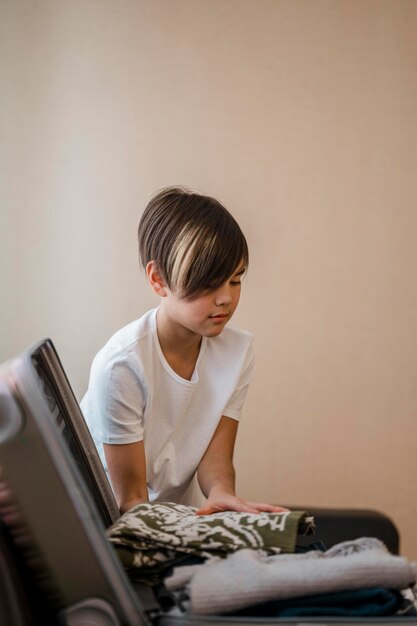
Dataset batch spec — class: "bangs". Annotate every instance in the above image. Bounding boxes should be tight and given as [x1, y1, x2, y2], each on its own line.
[170, 218, 249, 300]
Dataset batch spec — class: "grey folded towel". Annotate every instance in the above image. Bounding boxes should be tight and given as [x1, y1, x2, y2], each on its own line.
[165, 537, 417, 615]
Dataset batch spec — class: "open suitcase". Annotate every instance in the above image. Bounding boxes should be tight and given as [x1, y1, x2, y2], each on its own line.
[0, 338, 414, 625]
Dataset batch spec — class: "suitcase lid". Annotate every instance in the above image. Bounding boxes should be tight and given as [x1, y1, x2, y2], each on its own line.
[0, 345, 146, 625]
[30, 338, 120, 527]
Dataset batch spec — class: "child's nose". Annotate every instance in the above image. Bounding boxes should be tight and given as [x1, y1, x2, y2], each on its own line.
[214, 283, 232, 306]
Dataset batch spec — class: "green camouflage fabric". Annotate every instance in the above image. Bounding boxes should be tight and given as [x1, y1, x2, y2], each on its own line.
[107, 502, 312, 583]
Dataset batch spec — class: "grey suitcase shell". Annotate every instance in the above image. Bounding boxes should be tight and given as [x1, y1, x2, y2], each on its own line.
[0, 339, 413, 625]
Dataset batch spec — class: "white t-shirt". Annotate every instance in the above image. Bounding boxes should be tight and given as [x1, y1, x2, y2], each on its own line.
[81, 308, 254, 505]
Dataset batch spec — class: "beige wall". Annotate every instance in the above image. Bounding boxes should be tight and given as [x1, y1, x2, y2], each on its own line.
[1, 0, 417, 559]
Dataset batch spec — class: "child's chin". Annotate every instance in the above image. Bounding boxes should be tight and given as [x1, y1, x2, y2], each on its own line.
[204, 326, 226, 338]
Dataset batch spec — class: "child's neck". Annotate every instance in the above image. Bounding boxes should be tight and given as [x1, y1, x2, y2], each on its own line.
[156, 309, 202, 381]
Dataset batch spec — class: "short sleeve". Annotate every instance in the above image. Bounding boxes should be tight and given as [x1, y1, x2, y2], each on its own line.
[222, 340, 255, 421]
[85, 353, 147, 445]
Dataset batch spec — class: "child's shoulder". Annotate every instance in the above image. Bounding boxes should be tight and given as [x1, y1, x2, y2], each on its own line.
[96, 308, 156, 362]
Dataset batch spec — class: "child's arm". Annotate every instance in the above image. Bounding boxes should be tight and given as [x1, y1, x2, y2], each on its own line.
[196, 416, 288, 515]
[103, 441, 149, 514]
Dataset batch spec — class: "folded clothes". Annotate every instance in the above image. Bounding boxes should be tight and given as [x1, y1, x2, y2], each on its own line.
[165, 537, 417, 615]
[107, 502, 312, 581]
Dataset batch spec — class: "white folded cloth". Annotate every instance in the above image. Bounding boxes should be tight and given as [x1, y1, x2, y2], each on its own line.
[165, 537, 417, 615]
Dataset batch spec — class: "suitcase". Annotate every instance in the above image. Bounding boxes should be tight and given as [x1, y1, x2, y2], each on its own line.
[0, 338, 414, 625]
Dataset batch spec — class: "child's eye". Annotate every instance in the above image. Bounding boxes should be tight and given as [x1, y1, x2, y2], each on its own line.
[230, 280, 242, 286]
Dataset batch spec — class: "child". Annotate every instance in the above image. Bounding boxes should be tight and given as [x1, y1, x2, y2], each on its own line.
[81, 187, 287, 515]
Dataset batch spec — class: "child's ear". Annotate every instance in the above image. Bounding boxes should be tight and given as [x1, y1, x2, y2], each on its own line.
[146, 261, 168, 297]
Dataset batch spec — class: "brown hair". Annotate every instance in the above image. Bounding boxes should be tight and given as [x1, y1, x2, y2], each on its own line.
[138, 186, 248, 300]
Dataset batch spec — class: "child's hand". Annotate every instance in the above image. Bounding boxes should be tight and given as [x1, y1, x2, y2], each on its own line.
[195, 493, 289, 516]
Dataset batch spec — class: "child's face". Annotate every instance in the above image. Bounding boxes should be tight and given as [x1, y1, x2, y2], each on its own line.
[162, 264, 245, 338]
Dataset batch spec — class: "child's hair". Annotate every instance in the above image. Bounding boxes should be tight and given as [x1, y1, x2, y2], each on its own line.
[138, 186, 248, 300]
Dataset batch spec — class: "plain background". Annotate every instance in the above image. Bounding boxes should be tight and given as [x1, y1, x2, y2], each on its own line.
[1, 0, 416, 561]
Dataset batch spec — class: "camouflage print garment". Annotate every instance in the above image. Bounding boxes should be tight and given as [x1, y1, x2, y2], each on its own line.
[107, 502, 313, 583]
